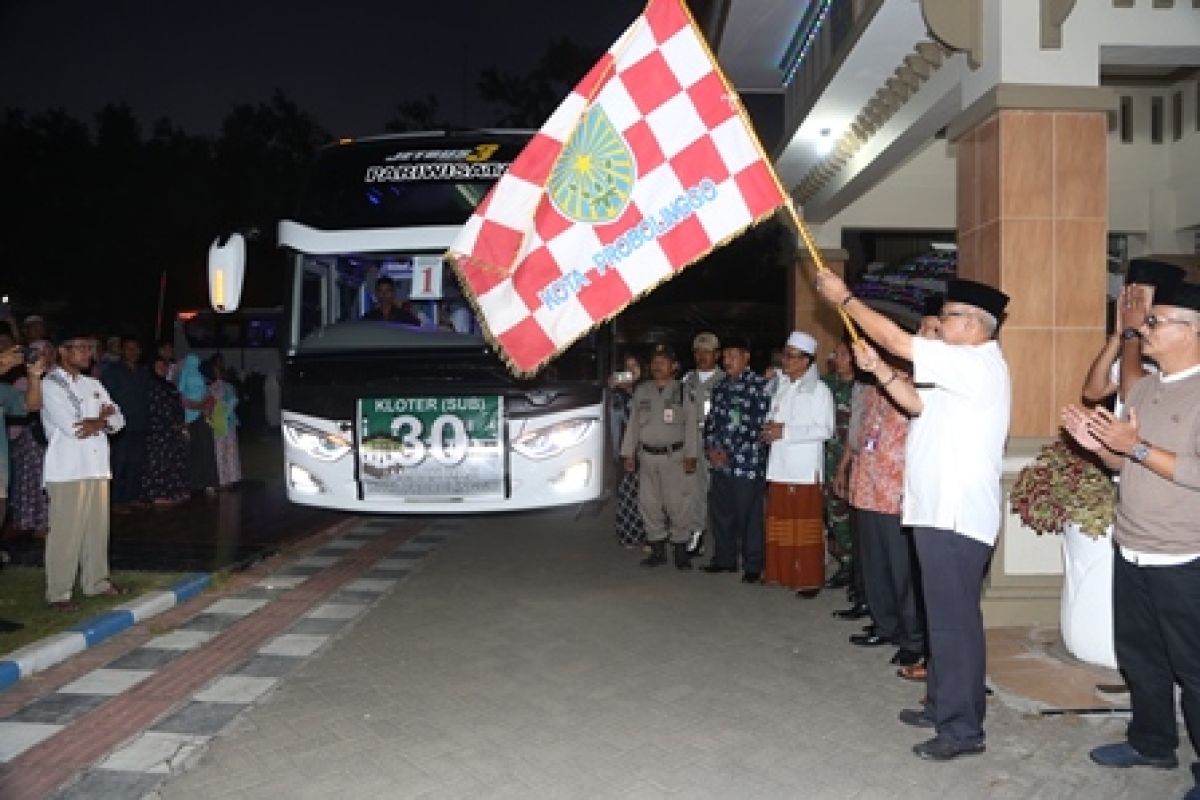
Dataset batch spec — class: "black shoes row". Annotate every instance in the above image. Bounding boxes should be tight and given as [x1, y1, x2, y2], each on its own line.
[832, 602, 870, 620]
[699, 563, 762, 583]
[640, 542, 694, 570]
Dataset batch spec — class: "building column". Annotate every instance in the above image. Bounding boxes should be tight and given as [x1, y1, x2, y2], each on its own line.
[790, 248, 849, 364]
[956, 108, 1108, 437]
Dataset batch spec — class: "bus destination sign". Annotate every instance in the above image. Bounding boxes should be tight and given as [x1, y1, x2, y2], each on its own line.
[364, 143, 510, 183]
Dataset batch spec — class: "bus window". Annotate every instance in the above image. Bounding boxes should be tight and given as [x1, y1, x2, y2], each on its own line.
[299, 268, 325, 340]
[246, 317, 278, 347]
[217, 319, 242, 348]
[182, 315, 216, 348]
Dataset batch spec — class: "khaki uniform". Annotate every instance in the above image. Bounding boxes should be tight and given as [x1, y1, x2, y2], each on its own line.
[620, 379, 698, 544]
[681, 368, 723, 543]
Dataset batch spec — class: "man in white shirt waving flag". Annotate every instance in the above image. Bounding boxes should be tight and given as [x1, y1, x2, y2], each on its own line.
[448, 0, 788, 375]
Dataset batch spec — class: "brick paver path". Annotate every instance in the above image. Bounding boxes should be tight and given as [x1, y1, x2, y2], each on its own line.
[142, 507, 1194, 799]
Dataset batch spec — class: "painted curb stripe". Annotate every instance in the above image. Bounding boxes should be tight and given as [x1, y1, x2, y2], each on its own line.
[0, 573, 215, 693]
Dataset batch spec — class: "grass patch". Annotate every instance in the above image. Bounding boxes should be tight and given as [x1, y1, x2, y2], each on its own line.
[0, 567, 190, 657]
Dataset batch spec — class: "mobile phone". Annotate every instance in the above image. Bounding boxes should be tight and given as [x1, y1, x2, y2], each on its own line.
[613, 371, 633, 382]
[22, 345, 39, 364]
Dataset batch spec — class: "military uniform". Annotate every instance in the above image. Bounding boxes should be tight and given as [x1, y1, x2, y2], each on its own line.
[681, 366, 723, 551]
[620, 378, 698, 549]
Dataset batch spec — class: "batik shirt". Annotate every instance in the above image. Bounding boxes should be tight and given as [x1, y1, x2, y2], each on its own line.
[703, 368, 769, 480]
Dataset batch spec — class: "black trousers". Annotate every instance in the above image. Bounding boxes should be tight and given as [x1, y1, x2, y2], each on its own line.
[708, 471, 764, 573]
[109, 429, 147, 505]
[857, 508, 925, 654]
[1114, 550, 1200, 761]
[914, 526, 993, 748]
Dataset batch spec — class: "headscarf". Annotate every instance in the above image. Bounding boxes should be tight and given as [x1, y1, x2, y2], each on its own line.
[176, 353, 206, 424]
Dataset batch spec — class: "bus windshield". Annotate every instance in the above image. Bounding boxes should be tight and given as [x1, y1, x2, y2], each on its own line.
[290, 251, 601, 382]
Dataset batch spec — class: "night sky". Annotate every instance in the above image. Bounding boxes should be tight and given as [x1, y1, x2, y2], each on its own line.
[0, 0, 647, 135]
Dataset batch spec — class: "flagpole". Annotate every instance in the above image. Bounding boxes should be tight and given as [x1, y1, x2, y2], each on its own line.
[784, 200, 860, 344]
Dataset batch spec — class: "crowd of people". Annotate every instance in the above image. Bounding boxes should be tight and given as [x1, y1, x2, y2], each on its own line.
[0, 313, 243, 611]
[612, 261, 1200, 797]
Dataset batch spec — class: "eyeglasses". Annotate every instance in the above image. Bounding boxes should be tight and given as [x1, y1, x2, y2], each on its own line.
[1142, 314, 1195, 331]
[938, 310, 972, 322]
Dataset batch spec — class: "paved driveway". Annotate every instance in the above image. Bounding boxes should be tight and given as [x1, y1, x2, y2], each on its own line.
[157, 507, 1195, 800]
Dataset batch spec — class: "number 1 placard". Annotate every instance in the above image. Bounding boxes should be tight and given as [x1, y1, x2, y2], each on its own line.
[408, 256, 443, 300]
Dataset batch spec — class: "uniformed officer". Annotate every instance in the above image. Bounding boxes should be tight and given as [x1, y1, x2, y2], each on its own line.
[620, 345, 699, 569]
[680, 332, 723, 557]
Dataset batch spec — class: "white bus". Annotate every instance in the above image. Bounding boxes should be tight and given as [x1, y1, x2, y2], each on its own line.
[212, 131, 609, 513]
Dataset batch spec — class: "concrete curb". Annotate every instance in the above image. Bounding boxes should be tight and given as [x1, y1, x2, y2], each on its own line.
[0, 573, 212, 693]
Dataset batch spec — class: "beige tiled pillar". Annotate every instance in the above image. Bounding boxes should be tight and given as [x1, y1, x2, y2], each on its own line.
[957, 110, 1108, 436]
[790, 249, 850, 365]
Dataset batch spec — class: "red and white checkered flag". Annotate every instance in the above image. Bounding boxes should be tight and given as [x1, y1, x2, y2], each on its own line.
[448, 0, 787, 375]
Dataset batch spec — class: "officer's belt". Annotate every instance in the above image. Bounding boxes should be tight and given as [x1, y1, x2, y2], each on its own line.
[641, 441, 684, 455]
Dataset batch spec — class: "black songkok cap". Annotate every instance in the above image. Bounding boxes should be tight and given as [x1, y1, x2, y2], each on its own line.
[945, 279, 1009, 320]
[1154, 281, 1200, 313]
[920, 293, 944, 318]
[722, 334, 751, 352]
[1126, 258, 1185, 290]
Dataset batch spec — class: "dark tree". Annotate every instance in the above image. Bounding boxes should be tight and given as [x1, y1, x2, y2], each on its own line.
[384, 95, 449, 133]
[476, 38, 600, 127]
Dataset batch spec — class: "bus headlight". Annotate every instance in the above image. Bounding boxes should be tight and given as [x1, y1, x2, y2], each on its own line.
[283, 421, 353, 462]
[511, 417, 596, 460]
[550, 461, 591, 492]
[288, 464, 325, 494]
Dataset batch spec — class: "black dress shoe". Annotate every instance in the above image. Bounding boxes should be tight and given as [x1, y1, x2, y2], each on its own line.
[832, 603, 870, 620]
[849, 631, 889, 646]
[701, 563, 737, 574]
[741, 572, 761, 584]
[912, 736, 985, 761]
[897, 708, 935, 729]
[795, 588, 820, 599]
[891, 649, 923, 667]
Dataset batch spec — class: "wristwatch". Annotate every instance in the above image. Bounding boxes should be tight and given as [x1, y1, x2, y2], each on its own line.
[1129, 441, 1151, 463]
[1120, 327, 1140, 341]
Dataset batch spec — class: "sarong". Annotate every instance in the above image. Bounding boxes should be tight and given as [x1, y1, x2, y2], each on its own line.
[765, 482, 825, 591]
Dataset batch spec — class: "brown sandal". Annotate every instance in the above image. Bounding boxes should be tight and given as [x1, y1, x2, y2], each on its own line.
[897, 663, 928, 682]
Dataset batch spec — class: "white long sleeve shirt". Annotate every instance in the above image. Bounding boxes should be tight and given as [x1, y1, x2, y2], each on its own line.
[41, 367, 126, 484]
[765, 365, 835, 484]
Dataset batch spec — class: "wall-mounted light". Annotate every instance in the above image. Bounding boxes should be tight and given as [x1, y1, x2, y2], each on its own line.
[815, 127, 835, 156]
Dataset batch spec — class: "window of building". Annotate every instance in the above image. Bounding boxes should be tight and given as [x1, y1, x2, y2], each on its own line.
[1172, 91, 1183, 141]
[1119, 96, 1133, 143]
[1151, 96, 1164, 144]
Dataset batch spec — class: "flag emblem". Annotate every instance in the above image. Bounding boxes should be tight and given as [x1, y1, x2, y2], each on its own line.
[548, 105, 636, 225]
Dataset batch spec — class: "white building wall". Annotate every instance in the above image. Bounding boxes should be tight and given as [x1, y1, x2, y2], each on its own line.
[812, 76, 1200, 258]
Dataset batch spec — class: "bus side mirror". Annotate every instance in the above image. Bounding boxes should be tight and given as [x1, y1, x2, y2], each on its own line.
[208, 233, 246, 313]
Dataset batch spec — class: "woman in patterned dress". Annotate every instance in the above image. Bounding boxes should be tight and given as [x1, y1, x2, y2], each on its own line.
[142, 355, 190, 506]
[8, 340, 54, 534]
[611, 354, 645, 547]
[206, 355, 242, 487]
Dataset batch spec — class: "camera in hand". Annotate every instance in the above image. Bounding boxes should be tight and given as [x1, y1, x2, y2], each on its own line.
[22, 345, 40, 364]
